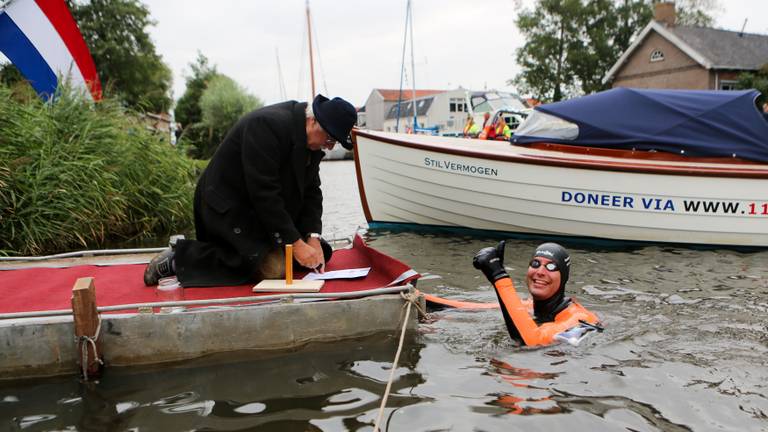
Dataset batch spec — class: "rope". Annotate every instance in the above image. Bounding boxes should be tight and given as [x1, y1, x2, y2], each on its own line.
[402, 291, 428, 318]
[75, 316, 103, 380]
[372, 291, 421, 432]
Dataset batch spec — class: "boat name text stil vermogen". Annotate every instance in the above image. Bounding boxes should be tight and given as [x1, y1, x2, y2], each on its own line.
[424, 157, 499, 177]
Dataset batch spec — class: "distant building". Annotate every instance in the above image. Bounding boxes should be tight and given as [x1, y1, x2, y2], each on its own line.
[363, 88, 445, 131]
[381, 88, 473, 134]
[384, 89, 530, 136]
[356, 106, 366, 128]
[363, 87, 529, 136]
[141, 112, 176, 143]
[604, 1, 768, 90]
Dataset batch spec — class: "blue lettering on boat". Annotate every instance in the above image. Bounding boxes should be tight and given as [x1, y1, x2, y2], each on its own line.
[561, 189, 744, 215]
[561, 190, 634, 209]
[641, 198, 676, 211]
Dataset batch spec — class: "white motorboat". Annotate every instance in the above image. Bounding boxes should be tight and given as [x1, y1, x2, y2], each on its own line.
[351, 89, 768, 247]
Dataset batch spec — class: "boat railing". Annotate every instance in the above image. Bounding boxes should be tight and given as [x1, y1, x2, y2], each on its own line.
[0, 233, 360, 262]
[0, 284, 415, 320]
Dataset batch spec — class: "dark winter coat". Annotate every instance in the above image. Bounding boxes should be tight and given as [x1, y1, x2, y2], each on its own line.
[175, 101, 324, 286]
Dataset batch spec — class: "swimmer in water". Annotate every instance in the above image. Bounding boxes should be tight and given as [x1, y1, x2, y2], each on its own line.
[473, 241, 602, 346]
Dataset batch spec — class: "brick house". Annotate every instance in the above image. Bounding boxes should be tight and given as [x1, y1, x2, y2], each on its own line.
[604, 2, 768, 90]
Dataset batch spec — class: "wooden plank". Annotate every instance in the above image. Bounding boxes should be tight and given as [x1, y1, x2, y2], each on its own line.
[252, 279, 324, 293]
[71, 277, 102, 379]
[252, 243, 325, 292]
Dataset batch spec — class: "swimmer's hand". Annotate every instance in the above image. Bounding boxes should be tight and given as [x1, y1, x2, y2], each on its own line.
[472, 240, 509, 283]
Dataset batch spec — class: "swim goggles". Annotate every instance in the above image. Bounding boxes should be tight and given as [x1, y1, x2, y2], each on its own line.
[529, 259, 558, 272]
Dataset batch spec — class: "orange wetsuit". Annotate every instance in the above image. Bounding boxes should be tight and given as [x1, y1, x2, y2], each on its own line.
[493, 278, 600, 347]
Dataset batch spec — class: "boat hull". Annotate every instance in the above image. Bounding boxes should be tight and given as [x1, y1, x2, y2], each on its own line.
[353, 130, 768, 246]
[0, 293, 418, 379]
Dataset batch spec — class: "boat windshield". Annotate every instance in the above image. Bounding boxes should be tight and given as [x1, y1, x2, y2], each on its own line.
[514, 110, 579, 140]
[471, 92, 527, 114]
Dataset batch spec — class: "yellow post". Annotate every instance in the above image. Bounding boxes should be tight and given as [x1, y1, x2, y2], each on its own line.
[285, 244, 293, 286]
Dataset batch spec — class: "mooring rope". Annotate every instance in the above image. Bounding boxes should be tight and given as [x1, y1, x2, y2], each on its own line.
[75, 316, 103, 381]
[372, 291, 422, 432]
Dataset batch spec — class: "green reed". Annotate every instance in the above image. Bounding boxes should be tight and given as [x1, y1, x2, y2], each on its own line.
[0, 85, 196, 256]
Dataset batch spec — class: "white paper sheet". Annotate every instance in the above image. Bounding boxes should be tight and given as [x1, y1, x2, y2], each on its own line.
[302, 267, 371, 281]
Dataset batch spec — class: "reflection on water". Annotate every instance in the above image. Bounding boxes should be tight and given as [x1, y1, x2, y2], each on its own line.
[1, 335, 426, 431]
[2, 161, 768, 431]
[484, 358, 562, 416]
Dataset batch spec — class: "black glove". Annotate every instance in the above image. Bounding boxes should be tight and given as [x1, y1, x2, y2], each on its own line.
[472, 240, 509, 283]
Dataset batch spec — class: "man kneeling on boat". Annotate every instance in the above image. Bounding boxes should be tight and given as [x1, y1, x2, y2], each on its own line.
[143, 94, 357, 287]
[473, 241, 602, 346]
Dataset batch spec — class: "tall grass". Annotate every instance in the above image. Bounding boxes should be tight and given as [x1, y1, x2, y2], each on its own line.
[0, 85, 196, 256]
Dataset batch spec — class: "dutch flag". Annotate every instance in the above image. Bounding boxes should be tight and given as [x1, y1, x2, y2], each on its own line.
[0, 0, 101, 100]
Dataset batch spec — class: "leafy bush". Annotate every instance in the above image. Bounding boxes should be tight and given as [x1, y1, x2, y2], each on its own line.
[0, 85, 196, 255]
[190, 75, 262, 159]
[175, 52, 218, 128]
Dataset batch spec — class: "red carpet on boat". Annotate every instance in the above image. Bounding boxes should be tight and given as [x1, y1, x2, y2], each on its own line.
[0, 235, 419, 314]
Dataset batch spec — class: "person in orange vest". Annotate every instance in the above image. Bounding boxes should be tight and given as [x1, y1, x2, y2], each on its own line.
[463, 115, 480, 137]
[494, 116, 512, 140]
[478, 112, 495, 140]
[473, 240, 602, 346]
[481, 111, 491, 128]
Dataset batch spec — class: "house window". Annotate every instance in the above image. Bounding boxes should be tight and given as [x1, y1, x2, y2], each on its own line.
[720, 80, 738, 91]
[650, 49, 665, 62]
[449, 98, 467, 112]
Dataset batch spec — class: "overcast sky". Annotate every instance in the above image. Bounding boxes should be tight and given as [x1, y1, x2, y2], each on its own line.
[3, 0, 766, 107]
[140, 0, 767, 107]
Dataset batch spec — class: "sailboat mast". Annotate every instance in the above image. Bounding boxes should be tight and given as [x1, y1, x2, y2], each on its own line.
[275, 47, 287, 101]
[408, 0, 417, 131]
[395, 0, 412, 133]
[306, 0, 316, 97]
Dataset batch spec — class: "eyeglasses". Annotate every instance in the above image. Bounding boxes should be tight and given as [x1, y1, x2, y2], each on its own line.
[529, 259, 558, 272]
[315, 119, 336, 145]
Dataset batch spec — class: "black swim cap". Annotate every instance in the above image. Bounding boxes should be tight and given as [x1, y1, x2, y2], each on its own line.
[530, 242, 572, 323]
[532, 242, 570, 290]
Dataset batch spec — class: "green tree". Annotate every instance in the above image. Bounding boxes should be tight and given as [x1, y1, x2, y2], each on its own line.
[572, 0, 623, 94]
[513, 0, 584, 102]
[736, 65, 768, 108]
[67, 0, 172, 112]
[613, 0, 653, 60]
[175, 53, 218, 129]
[675, 0, 720, 26]
[184, 75, 262, 159]
[512, 0, 719, 102]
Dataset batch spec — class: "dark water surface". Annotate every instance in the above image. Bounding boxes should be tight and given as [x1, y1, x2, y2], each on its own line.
[2, 160, 767, 431]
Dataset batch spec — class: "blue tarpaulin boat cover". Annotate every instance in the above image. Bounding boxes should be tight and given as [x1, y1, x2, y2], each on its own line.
[512, 88, 768, 162]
